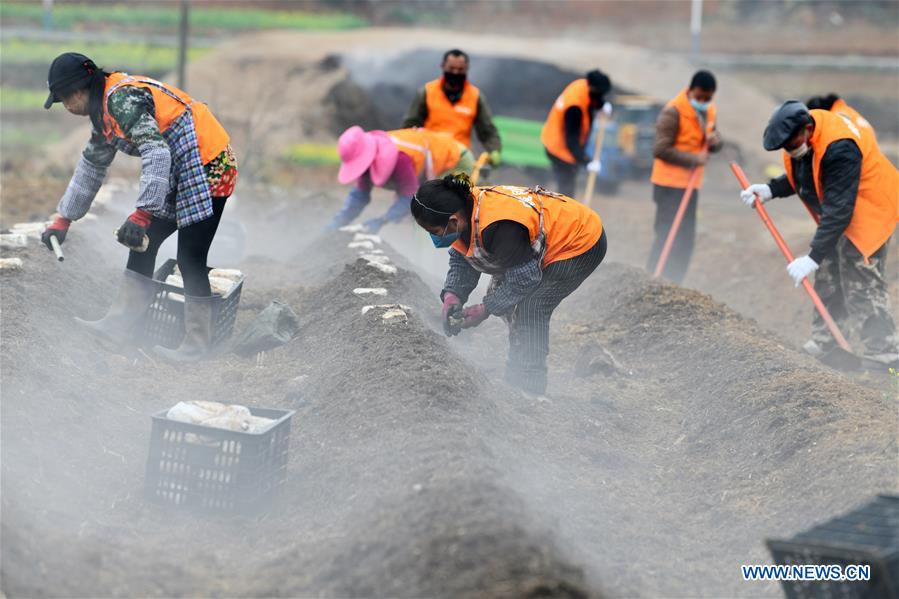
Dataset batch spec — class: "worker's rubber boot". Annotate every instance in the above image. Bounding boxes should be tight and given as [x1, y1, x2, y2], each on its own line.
[75, 269, 156, 345]
[154, 295, 215, 362]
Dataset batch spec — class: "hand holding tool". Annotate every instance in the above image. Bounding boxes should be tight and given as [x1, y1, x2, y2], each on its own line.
[787, 255, 819, 287]
[41, 216, 69, 251]
[740, 183, 772, 206]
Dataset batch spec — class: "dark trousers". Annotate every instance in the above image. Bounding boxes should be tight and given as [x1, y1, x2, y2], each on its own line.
[546, 150, 579, 198]
[506, 230, 607, 395]
[812, 236, 898, 359]
[126, 197, 227, 296]
[646, 184, 698, 284]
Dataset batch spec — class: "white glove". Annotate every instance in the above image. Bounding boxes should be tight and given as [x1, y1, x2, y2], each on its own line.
[586, 160, 602, 174]
[787, 255, 819, 287]
[740, 183, 773, 207]
[601, 102, 613, 117]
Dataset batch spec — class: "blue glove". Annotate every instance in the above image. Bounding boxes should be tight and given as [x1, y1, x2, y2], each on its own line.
[326, 187, 370, 230]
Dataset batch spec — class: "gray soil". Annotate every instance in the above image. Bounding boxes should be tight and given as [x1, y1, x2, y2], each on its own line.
[2, 187, 896, 598]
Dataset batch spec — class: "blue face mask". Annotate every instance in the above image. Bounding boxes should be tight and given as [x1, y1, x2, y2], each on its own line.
[690, 97, 710, 112]
[430, 230, 460, 248]
[430, 222, 461, 248]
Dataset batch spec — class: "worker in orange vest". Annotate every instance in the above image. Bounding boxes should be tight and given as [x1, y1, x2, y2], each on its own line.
[741, 100, 899, 368]
[40, 52, 237, 362]
[402, 49, 502, 166]
[647, 70, 722, 283]
[806, 93, 877, 142]
[541, 69, 613, 198]
[410, 174, 606, 397]
[328, 126, 474, 232]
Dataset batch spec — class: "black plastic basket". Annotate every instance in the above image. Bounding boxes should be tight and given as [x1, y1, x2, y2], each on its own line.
[766, 495, 899, 599]
[141, 258, 244, 349]
[144, 406, 295, 513]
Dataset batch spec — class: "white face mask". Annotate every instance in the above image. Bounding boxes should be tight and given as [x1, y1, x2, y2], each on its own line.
[788, 142, 810, 159]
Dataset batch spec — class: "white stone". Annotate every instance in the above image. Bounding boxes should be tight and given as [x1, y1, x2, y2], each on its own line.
[339, 224, 366, 233]
[353, 233, 382, 244]
[0, 258, 23, 270]
[353, 288, 388, 296]
[0, 234, 28, 248]
[360, 253, 390, 264]
[347, 241, 375, 250]
[366, 261, 397, 275]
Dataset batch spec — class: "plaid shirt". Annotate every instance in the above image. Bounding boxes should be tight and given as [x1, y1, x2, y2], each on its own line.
[59, 83, 216, 228]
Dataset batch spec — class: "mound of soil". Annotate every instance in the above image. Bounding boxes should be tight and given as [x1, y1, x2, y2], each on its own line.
[1, 227, 593, 597]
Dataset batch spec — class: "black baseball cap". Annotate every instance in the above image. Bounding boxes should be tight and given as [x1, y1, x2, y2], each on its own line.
[44, 52, 98, 109]
[763, 100, 812, 151]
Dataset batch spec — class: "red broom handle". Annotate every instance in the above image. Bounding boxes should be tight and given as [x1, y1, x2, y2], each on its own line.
[653, 166, 701, 278]
[730, 162, 852, 352]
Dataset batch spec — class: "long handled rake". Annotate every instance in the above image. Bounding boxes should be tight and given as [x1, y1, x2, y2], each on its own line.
[730, 161, 859, 369]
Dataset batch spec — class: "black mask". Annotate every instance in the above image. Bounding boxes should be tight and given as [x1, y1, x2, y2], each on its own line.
[589, 91, 605, 107]
[443, 71, 466, 87]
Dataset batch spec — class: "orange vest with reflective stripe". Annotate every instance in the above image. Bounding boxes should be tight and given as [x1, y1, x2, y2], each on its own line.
[387, 128, 463, 179]
[101, 72, 229, 164]
[451, 185, 603, 268]
[831, 98, 876, 143]
[424, 79, 479, 148]
[650, 89, 716, 189]
[783, 109, 899, 260]
[541, 79, 592, 165]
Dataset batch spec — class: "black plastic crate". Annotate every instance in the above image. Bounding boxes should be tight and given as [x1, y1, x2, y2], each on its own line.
[766, 495, 899, 599]
[144, 406, 295, 513]
[141, 258, 244, 349]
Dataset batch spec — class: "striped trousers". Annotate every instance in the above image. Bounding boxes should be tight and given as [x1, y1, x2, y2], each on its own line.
[505, 231, 607, 395]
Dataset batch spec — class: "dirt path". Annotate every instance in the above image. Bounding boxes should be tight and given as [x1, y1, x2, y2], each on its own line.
[2, 185, 895, 597]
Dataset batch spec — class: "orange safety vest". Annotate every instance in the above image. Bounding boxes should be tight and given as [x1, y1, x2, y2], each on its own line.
[387, 128, 463, 179]
[101, 72, 229, 165]
[423, 78, 479, 149]
[831, 98, 877, 143]
[650, 88, 717, 189]
[450, 185, 603, 270]
[783, 109, 899, 260]
[541, 79, 592, 165]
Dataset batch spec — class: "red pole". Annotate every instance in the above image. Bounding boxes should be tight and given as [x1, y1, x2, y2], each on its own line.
[653, 166, 701, 278]
[730, 161, 852, 353]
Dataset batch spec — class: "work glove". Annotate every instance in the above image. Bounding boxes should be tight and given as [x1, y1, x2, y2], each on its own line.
[586, 160, 602, 174]
[489, 150, 502, 167]
[601, 102, 613, 117]
[41, 216, 70, 250]
[117, 209, 152, 250]
[441, 291, 463, 337]
[787, 255, 819, 287]
[740, 183, 773, 207]
[460, 304, 489, 329]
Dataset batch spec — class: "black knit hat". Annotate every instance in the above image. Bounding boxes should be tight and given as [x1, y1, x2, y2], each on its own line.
[44, 52, 98, 109]
[763, 100, 812, 151]
[586, 69, 612, 96]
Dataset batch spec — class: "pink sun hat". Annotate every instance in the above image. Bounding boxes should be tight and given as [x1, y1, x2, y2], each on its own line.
[368, 130, 399, 186]
[337, 126, 377, 184]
